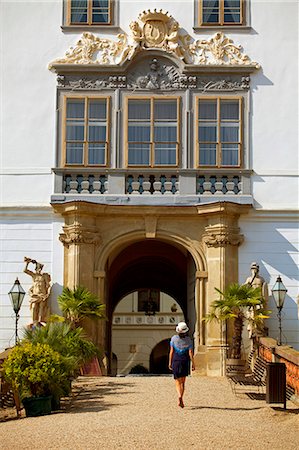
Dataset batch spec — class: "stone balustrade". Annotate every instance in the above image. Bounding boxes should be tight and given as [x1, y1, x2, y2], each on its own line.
[52, 169, 252, 199]
[259, 337, 299, 403]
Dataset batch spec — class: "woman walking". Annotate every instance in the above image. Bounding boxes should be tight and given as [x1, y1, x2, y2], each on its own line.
[168, 322, 195, 408]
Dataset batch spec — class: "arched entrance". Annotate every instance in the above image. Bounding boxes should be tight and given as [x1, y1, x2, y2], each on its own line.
[54, 200, 248, 376]
[150, 339, 172, 374]
[106, 239, 198, 374]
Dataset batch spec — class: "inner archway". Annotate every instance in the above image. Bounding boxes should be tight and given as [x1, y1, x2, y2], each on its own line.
[106, 239, 197, 375]
[112, 291, 184, 375]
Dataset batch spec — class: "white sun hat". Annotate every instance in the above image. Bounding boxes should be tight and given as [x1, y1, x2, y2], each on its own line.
[176, 322, 189, 333]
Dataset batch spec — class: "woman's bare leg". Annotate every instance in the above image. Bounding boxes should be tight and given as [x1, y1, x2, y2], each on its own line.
[175, 377, 186, 407]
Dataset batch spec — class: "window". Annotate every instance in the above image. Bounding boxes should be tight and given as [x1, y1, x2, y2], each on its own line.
[138, 289, 160, 313]
[126, 97, 180, 167]
[199, 0, 244, 26]
[196, 97, 242, 167]
[63, 97, 109, 166]
[66, 0, 112, 25]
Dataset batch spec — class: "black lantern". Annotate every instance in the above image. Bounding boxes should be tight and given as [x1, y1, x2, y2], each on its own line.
[271, 275, 287, 345]
[8, 278, 25, 345]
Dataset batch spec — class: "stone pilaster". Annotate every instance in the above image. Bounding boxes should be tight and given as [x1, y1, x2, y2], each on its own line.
[202, 215, 245, 375]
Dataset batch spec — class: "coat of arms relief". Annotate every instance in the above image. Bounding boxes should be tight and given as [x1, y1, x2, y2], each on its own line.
[49, 10, 259, 69]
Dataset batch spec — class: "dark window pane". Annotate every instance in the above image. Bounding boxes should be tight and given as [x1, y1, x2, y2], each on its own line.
[128, 100, 150, 120]
[199, 144, 217, 165]
[88, 125, 106, 141]
[224, 13, 240, 23]
[88, 144, 106, 164]
[220, 101, 239, 120]
[92, 13, 109, 23]
[199, 101, 217, 120]
[221, 144, 239, 165]
[128, 125, 150, 142]
[89, 100, 106, 119]
[66, 123, 84, 141]
[154, 144, 177, 165]
[154, 100, 177, 120]
[154, 126, 177, 142]
[199, 125, 217, 142]
[70, 0, 88, 23]
[66, 143, 84, 164]
[220, 125, 239, 142]
[67, 100, 85, 118]
[128, 144, 150, 165]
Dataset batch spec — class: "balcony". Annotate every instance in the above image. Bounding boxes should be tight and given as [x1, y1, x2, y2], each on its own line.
[52, 168, 252, 205]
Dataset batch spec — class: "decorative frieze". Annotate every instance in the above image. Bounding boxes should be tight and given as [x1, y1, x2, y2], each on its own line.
[202, 224, 244, 247]
[59, 224, 102, 248]
[49, 10, 260, 69]
[58, 71, 249, 92]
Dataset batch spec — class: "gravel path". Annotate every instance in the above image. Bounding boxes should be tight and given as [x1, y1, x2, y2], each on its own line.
[0, 376, 298, 450]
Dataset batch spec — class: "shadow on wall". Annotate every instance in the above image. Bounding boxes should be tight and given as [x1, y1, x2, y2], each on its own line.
[48, 282, 63, 315]
[240, 224, 299, 349]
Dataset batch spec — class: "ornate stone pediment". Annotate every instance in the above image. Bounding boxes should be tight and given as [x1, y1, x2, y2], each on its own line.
[49, 10, 260, 70]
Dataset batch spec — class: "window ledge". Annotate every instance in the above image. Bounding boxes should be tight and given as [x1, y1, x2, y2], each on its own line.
[193, 26, 252, 32]
[61, 25, 121, 33]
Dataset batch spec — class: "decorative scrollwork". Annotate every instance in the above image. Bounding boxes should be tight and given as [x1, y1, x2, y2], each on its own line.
[49, 11, 260, 69]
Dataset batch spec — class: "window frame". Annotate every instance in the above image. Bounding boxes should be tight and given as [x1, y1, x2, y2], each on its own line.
[198, 0, 245, 27]
[195, 96, 243, 168]
[62, 94, 110, 167]
[125, 96, 181, 168]
[65, 0, 113, 26]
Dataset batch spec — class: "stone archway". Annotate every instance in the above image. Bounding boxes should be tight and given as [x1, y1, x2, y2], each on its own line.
[53, 200, 250, 376]
[106, 239, 199, 375]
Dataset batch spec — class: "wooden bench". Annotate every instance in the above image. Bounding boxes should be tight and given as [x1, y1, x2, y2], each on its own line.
[228, 356, 267, 395]
[226, 349, 256, 377]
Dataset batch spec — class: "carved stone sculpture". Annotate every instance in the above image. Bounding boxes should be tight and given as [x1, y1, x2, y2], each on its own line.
[24, 257, 51, 323]
[49, 10, 260, 69]
[244, 262, 269, 339]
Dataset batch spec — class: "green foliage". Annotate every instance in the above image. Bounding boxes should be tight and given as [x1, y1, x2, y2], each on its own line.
[58, 286, 105, 327]
[204, 283, 264, 322]
[23, 322, 100, 372]
[204, 283, 270, 359]
[2, 342, 68, 399]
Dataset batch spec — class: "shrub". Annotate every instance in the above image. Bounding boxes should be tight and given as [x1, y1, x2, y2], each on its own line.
[2, 342, 68, 399]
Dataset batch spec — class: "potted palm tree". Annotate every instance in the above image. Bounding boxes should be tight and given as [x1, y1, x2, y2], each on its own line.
[204, 283, 270, 373]
[23, 321, 100, 409]
[2, 342, 69, 416]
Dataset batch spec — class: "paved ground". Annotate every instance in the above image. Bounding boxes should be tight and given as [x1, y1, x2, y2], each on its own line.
[0, 376, 298, 450]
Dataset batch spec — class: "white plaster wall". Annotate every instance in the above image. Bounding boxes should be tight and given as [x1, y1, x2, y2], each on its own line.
[112, 328, 174, 375]
[0, 211, 64, 351]
[239, 213, 299, 350]
[1, 1, 298, 208]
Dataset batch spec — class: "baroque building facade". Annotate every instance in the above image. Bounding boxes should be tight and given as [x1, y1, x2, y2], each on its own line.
[1, 1, 298, 376]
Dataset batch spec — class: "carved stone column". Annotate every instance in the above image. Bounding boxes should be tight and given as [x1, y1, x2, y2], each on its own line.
[202, 216, 244, 375]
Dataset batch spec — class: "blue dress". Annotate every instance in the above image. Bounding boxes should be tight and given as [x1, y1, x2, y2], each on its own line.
[170, 335, 193, 379]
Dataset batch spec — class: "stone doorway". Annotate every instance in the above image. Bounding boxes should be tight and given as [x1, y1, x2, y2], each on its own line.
[107, 239, 197, 375]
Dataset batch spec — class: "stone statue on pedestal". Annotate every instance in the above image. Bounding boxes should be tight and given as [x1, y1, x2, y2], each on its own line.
[24, 257, 51, 323]
[244, 262, 269, 339]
